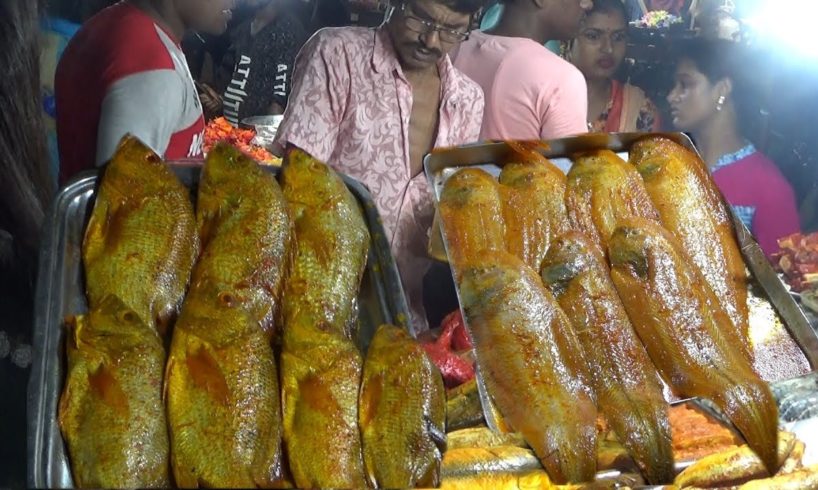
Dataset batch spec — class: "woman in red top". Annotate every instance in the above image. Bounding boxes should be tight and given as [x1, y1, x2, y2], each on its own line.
[568, 0, 662, 133]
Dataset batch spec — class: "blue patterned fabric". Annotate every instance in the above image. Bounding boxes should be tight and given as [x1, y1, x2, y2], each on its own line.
[712, 143, 756, 173]
[732, 204, 756, 229]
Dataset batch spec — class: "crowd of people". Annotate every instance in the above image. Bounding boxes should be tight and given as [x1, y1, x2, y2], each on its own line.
[0, 0, 813, 486]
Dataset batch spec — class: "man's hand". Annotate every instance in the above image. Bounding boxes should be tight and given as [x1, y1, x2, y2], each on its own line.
[196, 82, 223, 118]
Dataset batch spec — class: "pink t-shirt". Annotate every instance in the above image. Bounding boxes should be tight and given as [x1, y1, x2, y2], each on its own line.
[274, 27, 484, 332]
[452, 31, 588, 140]
[711, 145, 801, 257]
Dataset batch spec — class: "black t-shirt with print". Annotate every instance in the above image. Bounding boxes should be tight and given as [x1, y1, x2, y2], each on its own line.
[221, 12, 307, 125]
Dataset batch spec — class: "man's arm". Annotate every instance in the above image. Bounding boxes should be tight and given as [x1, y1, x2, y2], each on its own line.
[96, 69, 185, 165]
[538, 66, 589, 139]
[272, 31, 350, 161]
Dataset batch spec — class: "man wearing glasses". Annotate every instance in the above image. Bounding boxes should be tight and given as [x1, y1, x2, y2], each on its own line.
[453, 0, 594, 140]
[274, 0, 486, 332]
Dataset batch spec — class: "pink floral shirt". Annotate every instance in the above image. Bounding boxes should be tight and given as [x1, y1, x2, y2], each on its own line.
[274, 27, 484, 332]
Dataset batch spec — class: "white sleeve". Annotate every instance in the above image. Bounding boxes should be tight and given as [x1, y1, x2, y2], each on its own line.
[96, 69, 185, 165]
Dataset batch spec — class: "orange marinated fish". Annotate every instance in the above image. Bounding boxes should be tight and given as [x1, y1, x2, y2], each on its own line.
[630, 136, 750, 361]
[459, 250, 597, 484]
[541, 232, 673, 484]
[565, 150, 660, 253]
[439, 168, 506, 272]
[82, 136, 198, 335]
[608, 218, 779, 475]
[499, 158, 570, 271]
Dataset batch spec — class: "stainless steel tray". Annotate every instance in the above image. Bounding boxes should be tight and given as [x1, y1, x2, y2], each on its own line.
[424, 133, 818, 432]
[27, 165, 409, 489]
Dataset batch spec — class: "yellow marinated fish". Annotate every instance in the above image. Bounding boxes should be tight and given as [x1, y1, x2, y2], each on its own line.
[193, 143, 293, 337]
[83, 136, 198, 335]
[541, 232, 674, 484]
[59, 295, 169, 488]
[359, 325, 446, 488]
[674, 432, 795, 488]
[446, 379, 485, 431]
[499, 157, 570, 271]
[166, 145, 289, 488]
[459, 250, 597, 484]
[279, 146, 370, 339]
[565, 149, 660, 253]
[608, 218, 779, 475]
[279, 147, 369, 488]
[630, 136, 750, 362]
[439, 168, 506, 271]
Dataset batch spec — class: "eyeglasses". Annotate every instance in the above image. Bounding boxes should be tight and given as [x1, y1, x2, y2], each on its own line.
[398, 3, 470, 43]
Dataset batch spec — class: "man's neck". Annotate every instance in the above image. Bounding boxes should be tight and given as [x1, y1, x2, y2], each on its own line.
[130, 0, 186, 40]
[693, 113, 747, 169]
[402, 62, 441, 83]
[488, 7, 550, 45]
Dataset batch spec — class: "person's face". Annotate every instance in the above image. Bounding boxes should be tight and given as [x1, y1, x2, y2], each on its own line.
[386, 0, 472, 71]
[178, 0, 235, 35]
[544, 0, 595, 41]
[570, 9, 627, 81]
[667, 58, 722, 131]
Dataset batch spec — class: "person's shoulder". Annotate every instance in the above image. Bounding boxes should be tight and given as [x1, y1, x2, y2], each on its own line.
[65, 3, 175, 74]
[306, 26, 373, 53]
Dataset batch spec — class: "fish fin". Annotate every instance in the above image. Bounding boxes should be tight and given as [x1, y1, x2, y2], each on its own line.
[87, 363, 129, 415]
[359, 372, 382, 429]
[185, 344, 230, 405]
[426, 415, 448, 454]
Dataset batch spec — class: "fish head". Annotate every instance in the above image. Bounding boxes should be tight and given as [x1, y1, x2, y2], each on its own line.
[281, 147, 342, 209]
[102, 136, 174, 197]
[540, 232, 600, 293]
[442, 169, 499, 208]
[69, 294, 155, 354]
[608, 219, 656, 279]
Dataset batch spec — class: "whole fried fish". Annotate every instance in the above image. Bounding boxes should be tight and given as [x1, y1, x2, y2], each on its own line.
[499, 158, 570, 271]
[565, 150, 660, 253]
[59, 295, 169, 488]
[193, 143, 293, 337]
[459, 250, 597, 484]
[608, 218, 779, 475]
[541, 232, 674, 484]
[83, 136, 198, 334]
[166, 146, 289, 488]
[439, 168, 506, 271]
[279, 146, 370, 339]
[359, 324, 446, 488]
[279, 147, 369, 488]
[630, 136, 750, 361]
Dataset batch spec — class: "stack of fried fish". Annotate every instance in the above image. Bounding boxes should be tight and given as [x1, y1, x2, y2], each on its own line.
[60, 139, 446, 488]
[438, 137, 782, 486]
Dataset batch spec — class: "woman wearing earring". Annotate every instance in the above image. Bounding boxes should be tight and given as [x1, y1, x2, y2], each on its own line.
[569, 0, 662, 132]
[667, 38, 801, 257]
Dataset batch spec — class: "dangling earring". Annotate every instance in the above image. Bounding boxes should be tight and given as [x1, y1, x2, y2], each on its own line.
[716, 95, 726, 112]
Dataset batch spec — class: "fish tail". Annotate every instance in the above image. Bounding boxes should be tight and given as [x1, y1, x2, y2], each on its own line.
[606, 392, 674, 484]
[538, 396, 597, 484]
[715, 379, 780, 475]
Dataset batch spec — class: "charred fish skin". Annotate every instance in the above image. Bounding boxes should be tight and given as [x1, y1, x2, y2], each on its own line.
[82, 136, 199, 335]
[279, 148, 369, 488]
[194, 143, 292, 337]
[439, 168, 506, 271]
[540, 232, 674, 485]
[279, 147, 370, 339]
[459, 250, 597, 484]
[166, 146, 289, 488]
[499, 160, 570, 271]
[608, 218, 779, 475]
[360, 325, 446, 488]
[629, 136, 750, 362]
[59, 295, 169, 488]
[565, 149, 660, 253]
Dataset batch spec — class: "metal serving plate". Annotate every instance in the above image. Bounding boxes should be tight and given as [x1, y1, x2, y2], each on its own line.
[423, 133, 818, 462]
[27, 165, 409, 489]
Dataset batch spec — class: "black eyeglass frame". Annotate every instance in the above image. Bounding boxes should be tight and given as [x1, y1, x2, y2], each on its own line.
[396, 2, 472, 43]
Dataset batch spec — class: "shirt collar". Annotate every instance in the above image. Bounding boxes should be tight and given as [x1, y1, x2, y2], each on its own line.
[713, 143, 756, 172]
[371, 28, 467, 106]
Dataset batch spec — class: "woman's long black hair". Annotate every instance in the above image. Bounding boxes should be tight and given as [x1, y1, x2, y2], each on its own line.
[0, 0, 54, 285]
